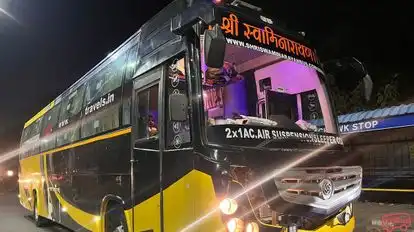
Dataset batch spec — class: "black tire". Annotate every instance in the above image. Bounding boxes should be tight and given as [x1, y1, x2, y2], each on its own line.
[105, 204, 128, 232]
[33, 194, 48, 227]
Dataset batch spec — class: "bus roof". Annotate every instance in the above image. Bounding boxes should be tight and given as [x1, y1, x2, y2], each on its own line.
[23, 100, 55, 129]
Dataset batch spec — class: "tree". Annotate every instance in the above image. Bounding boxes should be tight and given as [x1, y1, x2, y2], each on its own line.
[331, 81, 367, 115]
[330, 74, 400, 115]
[376, 74, 399, 108]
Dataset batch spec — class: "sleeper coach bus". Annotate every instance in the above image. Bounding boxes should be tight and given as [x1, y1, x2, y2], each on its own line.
[18, 0, 372, 231]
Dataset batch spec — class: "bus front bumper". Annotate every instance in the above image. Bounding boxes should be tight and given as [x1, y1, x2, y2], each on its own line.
[257, 216, 355, 232]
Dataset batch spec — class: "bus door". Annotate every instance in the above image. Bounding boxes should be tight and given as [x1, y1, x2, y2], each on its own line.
[131, 68, 162, 231]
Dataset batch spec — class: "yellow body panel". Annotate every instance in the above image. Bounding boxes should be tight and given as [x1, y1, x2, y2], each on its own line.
[300, 216, 355, 232]
[19, 155, 356, 232]
[132, 193, 161, 231]
[18, 154, 48, 217]
[55, 192, 100, 231]
[163, 170, 224, 232]
[132, 170, 225, 232]
[18, 128, 355, 232]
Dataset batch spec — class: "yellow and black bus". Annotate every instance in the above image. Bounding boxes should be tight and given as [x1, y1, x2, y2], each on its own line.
[18, 0, 370, 231]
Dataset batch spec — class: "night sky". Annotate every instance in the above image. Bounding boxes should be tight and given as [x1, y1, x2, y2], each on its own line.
[0, 0, 412, 153]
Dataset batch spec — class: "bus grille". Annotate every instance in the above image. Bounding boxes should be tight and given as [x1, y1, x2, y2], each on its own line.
[273, 166, 362, 211]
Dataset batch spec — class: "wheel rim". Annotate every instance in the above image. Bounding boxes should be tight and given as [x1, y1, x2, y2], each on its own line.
[34, 203, 39, 221]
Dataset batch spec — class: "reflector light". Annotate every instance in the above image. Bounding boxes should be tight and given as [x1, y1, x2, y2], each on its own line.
[246, 222, 260, 232]
[288, 224, 298, 232]
[7, 170, 14, 177]
[227, 218, 244, 232]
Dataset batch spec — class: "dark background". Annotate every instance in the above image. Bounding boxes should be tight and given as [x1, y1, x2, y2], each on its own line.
[0, 0, 412, 162]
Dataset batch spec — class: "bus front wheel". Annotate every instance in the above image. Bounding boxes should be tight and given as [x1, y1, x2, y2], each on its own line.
[105, 204, 128, 232]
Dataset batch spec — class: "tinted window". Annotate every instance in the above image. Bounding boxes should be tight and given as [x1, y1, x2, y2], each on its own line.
[56, 85, 86, 146]
[122, 82, 132, 126]
[21, 117, 43, 157]
[21, 126, 32, 145]
[136, 84, 159, 139]
[30, 118, 42, 138]
[81, 95, 121, 138]
[84, 53, 127, 105]
[81, 53, 127, 138]
[40, 104, 61, 152]
[21, 126, 31, 159]
[125, 44, 139, 82]
[122, 45, 138, 124]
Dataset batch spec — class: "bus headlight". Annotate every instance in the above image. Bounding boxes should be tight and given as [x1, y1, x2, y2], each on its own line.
[227, 218, 244, 232]
[246, 222, 259, 232]
[338, 204, 352, 225]
[219, 198, 238, 215]
[346, 203, 353, 215]
[288, 224, 298, 232]
[7, 170, 14, 177]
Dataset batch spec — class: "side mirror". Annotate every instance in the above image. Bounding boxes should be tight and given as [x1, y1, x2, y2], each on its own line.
[203, 24, 226, 68]
[323, 57, 373, 101]
[169, 92, 189, 122]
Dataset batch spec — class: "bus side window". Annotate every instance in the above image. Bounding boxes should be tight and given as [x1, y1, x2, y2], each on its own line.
[121, 44, 138, 126]
[81, 52, 127, 138]
[135, 84, 159, 139]
[21, 118, 43, 157]
[124, 44, 139, 83]
[122, 82, 132, 126]
[20, 126, 31, 159]
[56, 85, 86, 146]
[40, 104, 61, 152]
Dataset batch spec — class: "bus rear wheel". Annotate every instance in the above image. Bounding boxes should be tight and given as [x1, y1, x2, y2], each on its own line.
[105, 204, 128, 232]
[33, 194, 48, 227]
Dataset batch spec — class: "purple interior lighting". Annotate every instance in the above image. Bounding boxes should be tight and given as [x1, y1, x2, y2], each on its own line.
[254, 60, 335, 131]
[223, 79, 248, 118]
[149, 110, 159, 124]
[254, 60, 318, 96]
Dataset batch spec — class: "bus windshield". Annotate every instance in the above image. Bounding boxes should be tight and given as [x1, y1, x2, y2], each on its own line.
[201, 42, 341, 149]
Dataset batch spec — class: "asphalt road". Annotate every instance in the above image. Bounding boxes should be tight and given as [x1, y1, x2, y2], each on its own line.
[354, 201, 414, 232]
[0, 191, 70, 232]
[0, 190, 413, 232]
